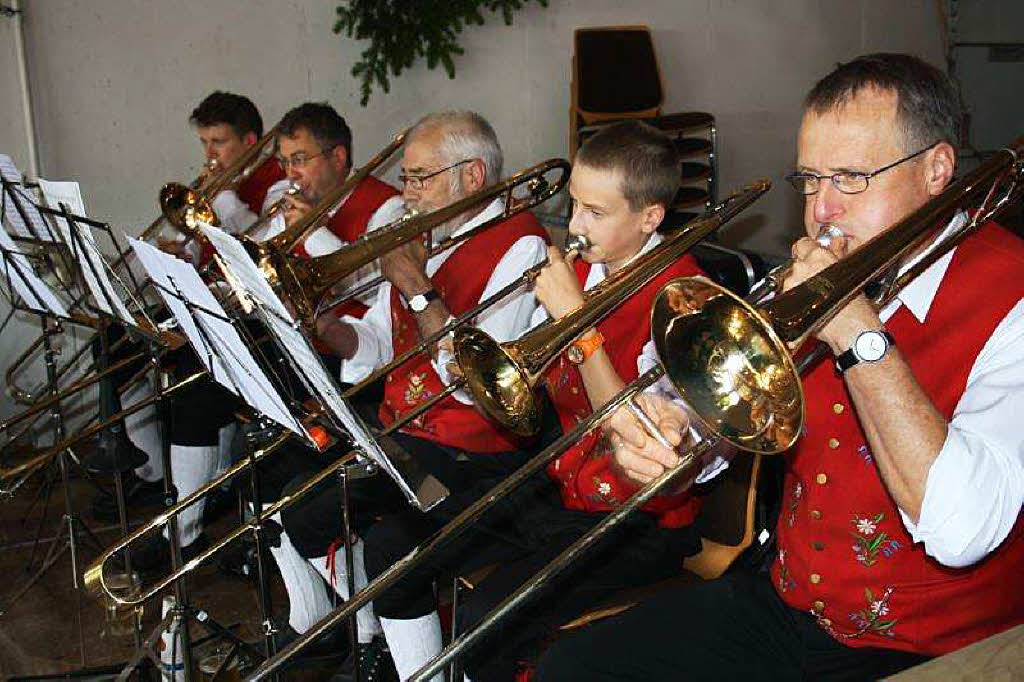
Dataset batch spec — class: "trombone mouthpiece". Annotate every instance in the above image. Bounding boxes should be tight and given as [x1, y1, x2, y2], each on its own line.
[816, 224, 843, 247]
[564, 234, 590, 255]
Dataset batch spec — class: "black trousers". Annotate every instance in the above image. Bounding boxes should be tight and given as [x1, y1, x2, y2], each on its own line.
[280, 399, 539, 560]
[534, 570, 931, 682]
[361, 462, 701, 682]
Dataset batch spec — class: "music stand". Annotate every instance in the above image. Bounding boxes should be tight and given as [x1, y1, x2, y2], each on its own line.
[127, 237, 320, 682]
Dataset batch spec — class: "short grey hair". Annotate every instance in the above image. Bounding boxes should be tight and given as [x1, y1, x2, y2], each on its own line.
[804, 53, 961, 152]
[408, 110, 504, 186]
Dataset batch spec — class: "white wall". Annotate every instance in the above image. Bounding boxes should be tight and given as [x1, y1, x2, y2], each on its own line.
[1, 0, 946, 423]
[15, 0, 945, 253]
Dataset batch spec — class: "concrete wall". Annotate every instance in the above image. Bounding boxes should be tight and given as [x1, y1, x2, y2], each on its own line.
[0, 0, 947, 424]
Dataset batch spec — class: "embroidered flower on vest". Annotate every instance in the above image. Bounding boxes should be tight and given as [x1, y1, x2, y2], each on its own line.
[586, 474, 619, 507]
[844, 586, 898, 638]
[786, 481, 803, 527]
[858, 444, 874, 465]
[776, 549, 797, 593]
[403, 372, 433, 406]
[850, 513, 902, 566]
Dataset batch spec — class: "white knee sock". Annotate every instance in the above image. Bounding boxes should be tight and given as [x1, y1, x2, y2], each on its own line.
[161, 444, 217, 546]
[263, 510, 333, 633]
[216, 422, 236, 475]
[311, 539, 381, 644]
[379, 612, 444, 682]
[122, 379, 163, 483]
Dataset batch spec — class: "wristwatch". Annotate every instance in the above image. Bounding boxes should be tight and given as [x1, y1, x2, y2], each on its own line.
[567, 330, 605, 365]
[835, 330, 894, 374]
[407, 288, 439, 313]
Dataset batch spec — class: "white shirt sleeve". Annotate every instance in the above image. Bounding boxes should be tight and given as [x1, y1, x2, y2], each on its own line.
[437, 234, 548, 402]
[211, 189, 259, 236]
[899, 297, 1024, 567]
[338, 281, 395, 384]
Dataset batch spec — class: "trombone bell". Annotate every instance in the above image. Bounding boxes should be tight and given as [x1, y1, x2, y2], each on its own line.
[652, 277, 803, 454]
[454, 327, 540, 437]
[159, 182, 218, 237]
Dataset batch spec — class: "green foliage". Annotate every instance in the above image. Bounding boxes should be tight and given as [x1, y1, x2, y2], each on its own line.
[334, 0, 549, 106]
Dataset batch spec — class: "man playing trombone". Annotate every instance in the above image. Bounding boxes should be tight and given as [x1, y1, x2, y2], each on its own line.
[537, 53, 1024, 681]
[92, 90, 286, 521]
[130, 102, 404, 577]
[270, 110, 549, 671]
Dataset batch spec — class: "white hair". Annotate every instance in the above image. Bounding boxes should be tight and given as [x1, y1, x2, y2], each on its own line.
[408, 110, 503, 186]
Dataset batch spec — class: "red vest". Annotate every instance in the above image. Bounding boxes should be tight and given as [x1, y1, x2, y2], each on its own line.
[771, 223, 1024, 656]
[377, 212, 549, 453]
[541, 251, 705, 528]
[197, 156, 285, 269]
[294, 176, 401, 321]
[237, 156, 285, 215]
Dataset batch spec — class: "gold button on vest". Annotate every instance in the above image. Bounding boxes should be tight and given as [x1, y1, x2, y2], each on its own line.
[810, 510, 822, 520]
[832, 403, 845, 414]
[810, 573, 822, 584]
[815, 473, 828, 485]
[813, 600, 825, 613]
[827, 438, 840, 449]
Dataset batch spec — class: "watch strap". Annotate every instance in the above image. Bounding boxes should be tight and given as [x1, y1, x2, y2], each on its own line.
[835, 330, 894, 374]
[407, 288, 439, 312]
[568, 329, 605, 364]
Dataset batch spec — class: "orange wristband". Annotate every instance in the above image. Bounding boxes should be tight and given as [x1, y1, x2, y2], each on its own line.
[567, 329, 605, 365]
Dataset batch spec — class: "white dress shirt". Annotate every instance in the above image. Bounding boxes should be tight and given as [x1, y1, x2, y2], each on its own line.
[641, 213, 1024, 568]
[339, 198, 548, 391]
[876, 213, 1024, 568]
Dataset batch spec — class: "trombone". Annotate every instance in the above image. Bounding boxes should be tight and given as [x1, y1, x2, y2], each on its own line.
[83, 157, 573, 609]
[257, 157, 570, 330]
[242, 179, 772, 681]
[158, 122, 283, 244]
[402, 137, 1024, 680]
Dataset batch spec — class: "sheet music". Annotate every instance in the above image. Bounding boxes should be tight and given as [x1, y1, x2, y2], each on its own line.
[0, 154, 52, 241]
[0, 223, 69, 316]
[198, 221, 292, 322]
[127, 237, 307, 439]
[37, 179, 135, 324]
[198, 222, 431, 507]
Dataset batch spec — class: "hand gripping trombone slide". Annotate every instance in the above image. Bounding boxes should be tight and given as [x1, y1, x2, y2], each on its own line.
[243, 178, 773, 682]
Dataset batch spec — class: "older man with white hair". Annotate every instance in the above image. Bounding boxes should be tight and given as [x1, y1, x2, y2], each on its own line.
[272, 110, 550, 678]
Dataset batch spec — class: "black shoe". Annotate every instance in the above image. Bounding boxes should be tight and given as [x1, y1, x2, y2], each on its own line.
[331, 636, 398, 682]
[202, 486, 237, 526]
[90, 471, 170, 523]
[83, 427, 149, 473]
[271, 622, 349, 661]
[128, 533, 211, 579]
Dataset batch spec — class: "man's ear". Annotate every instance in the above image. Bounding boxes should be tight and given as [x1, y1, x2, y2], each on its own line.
[243, 131, 258, 147]
[925, 142, 956, 196]
[331, 145, 350, 175]
[640, 203, 666, 234]
[464, 158, 487, 192]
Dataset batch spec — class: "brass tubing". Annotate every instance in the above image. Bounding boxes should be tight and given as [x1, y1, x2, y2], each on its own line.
[0, 350, 150, 433]
[243, 365, 667, 682]
[0, 371, 206, 489]
[83, 424, 342, 607]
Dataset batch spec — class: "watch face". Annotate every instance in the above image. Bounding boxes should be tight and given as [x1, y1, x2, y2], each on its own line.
[567, 345, 585, 365]
[855, 331, 888, 362]
[409, 294, 427, 312]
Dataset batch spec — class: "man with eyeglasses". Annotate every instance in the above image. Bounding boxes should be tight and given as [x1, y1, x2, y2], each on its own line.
[535, 53, 1024, 682]
[259, 110, 549, 675]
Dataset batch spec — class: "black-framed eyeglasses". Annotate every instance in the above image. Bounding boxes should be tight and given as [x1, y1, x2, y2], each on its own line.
[785, 141, 940, 195]
[276, 144, 339, 171]
[399, 159, 474, 190]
